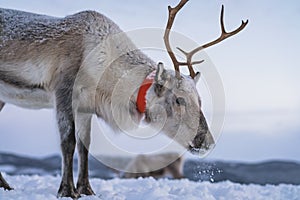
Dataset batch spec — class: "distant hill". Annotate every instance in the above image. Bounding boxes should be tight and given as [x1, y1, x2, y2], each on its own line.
[0, 152, 300, 185]
[184, 159, 300, 185]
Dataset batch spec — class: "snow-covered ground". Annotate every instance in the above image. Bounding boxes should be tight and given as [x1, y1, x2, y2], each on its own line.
[1, 174, 300, 200]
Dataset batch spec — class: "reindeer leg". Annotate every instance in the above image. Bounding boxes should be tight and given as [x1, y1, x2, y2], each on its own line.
[75, 113, 95, 195]
[55, 87, 79, 199]
[0, 102, 11, 191]
[0, 172, 13, 191]
[167, 158, 184, 179]
[0, 101, 4, 111]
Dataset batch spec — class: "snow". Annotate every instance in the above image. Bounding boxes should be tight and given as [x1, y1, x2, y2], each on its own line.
[1, 174, 300, 200]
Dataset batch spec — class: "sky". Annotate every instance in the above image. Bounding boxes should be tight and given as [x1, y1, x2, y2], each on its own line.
[0, 0, 300, 162]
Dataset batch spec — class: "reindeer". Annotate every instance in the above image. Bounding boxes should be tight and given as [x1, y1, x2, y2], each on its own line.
[0, 0, 248, 198]
[121, 153, 184, 179]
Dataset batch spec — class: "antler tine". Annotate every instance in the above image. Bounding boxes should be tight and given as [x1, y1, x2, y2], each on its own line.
[163, 0, 189, 78]
[179, 5, 249, 67]
[177, 47, 204, 78]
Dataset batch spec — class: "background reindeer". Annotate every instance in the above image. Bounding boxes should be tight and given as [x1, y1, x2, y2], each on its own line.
[0, 0, 247, 198]
[120, 153, 184, 179]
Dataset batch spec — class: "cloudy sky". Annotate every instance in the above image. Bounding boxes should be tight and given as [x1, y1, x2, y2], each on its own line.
[0, 0, 299, 162]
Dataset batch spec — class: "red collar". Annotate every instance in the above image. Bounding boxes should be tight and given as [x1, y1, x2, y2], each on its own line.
[136, 70, 156, 113]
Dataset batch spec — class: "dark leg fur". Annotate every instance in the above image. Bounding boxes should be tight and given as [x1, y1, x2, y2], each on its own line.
[55, 86, 79, 199]
[0, 101, 4, 111]
[76, 114, 94, 195]
[0, 103, 11, 191]
[76, 140, 94, 195]
[0, 172, 13, 191]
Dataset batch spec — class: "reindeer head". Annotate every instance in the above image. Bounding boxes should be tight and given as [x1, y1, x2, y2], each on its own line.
[145, 62, 214, 154]
[145, 0, 248, 155]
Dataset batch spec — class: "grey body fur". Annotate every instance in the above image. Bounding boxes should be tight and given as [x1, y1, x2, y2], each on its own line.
[0, 8, 214, 198]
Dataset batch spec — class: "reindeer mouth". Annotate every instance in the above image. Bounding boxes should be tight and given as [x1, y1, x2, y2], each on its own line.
[188, 142, 202, 154]
[188, 141, 215, 156]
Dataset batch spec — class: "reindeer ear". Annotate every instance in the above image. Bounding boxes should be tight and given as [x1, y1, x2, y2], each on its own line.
[154, 62, 166, 97]
[193, 72, 201, 84]
[155, 62, 166, 85]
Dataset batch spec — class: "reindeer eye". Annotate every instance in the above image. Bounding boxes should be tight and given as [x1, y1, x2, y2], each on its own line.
[176, 97, 186, 106]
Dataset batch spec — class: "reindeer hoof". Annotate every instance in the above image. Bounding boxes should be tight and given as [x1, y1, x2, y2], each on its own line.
[57, 184, 80, 199]
[77, 183, 95, 196]
[1, 184, 13, 191]
[0, 174, 13, 191]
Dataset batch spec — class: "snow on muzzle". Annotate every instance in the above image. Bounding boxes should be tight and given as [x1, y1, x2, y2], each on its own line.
[189, 130, 215, 156]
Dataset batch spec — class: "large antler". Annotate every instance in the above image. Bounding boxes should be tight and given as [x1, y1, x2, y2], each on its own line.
[164, 1, 249, 79]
